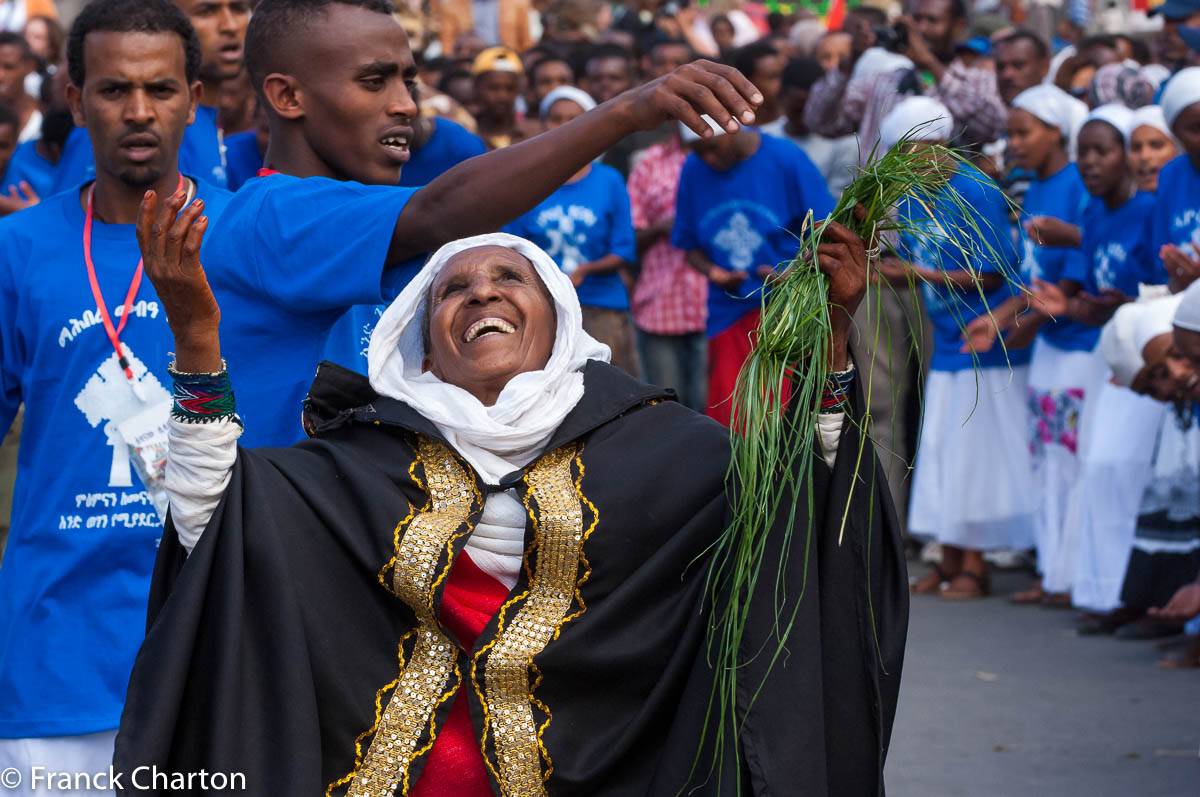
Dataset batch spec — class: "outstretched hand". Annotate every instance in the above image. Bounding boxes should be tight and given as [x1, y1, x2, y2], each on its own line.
[617, 59, 763, 139]
[0, 181, 39, 215]
[136, 185, 222, 372]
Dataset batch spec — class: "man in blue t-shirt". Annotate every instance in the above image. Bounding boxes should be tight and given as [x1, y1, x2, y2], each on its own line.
[50, 0, 249, 193]
[0, 0, 233, 777]
[672, 118, 835, 426]
[144, 0, 765, 448]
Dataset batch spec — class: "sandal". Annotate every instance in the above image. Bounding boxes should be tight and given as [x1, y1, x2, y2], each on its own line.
[941, 570, 990, 600]
[1157, 636, 1200, 669]
[910, 565, 954, 595]
[1040, 592, 1073, 609]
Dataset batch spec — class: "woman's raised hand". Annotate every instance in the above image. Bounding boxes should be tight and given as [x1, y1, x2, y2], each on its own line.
[136, 185, 223, 372]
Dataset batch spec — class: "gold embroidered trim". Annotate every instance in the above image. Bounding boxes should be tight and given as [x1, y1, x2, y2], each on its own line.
[341, 438, 477, 797]
[477, 444, 589, 796]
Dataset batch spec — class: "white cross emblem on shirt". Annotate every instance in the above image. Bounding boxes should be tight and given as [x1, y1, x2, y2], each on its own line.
[713, 211, 763, 270]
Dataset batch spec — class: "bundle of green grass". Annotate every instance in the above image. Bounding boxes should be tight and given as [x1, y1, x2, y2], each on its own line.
[698, 134, 1021, 785]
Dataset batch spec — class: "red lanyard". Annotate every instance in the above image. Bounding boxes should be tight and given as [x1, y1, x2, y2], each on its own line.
[83, 175, 185, 387]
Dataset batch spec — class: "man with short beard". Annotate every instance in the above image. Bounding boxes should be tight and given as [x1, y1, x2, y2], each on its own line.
[50, 0, 247, 189]
[0, 0, 232, 781]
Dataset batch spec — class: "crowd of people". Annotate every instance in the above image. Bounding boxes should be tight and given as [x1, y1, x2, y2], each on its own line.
[0, 0, 1197, 791]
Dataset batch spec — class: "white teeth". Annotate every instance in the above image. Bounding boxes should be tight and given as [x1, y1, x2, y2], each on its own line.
[465, 318, 516, 342]
[381, 136, 408, 148]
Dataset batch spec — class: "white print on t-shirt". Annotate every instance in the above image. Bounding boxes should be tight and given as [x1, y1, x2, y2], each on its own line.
[358, 306, 385, 359]
[1091, 242, 1126, 292]
[1020, 236, 1043, 283]
[537, 204, 597, 274]
[58, 300, 159, 348]
[713, 212, 765, 270]
[74, 345, 170, 488]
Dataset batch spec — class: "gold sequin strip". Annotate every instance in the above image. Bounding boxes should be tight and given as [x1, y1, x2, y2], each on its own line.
[344, 439, 475, 797]
[483, 444, 586, 796]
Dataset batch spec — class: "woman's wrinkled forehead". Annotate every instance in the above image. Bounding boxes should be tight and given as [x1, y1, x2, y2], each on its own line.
[432, 245, 551, 299]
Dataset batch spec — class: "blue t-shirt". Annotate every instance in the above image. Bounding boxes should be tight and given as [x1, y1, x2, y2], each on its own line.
[399, 118, 486, 188]
[1064, 193, 1158, 296]
[224, 129, 263, 192]
[503, 163, 636, 312]
[202, 173, 420, 446]
[0, 179, 232, 738]
[1152, 154, 1200, 282]
[52, 106, 229, 193]
[672, 133, 835, 337]
[1018, 162, 1093, 352]
[1, 139, 56, 198]
[898, 166, 1029, 372]
[324, 119, 486, 373]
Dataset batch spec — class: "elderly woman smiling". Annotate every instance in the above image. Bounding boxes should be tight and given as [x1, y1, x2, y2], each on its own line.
[114, 201, 906, 796]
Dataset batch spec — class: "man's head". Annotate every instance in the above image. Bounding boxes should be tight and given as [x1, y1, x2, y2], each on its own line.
[0, 101, 18, 175]
[992, 30, 1049, 105]
[1079, 34, 1122, 69]
[584, 44, 634, 104]
[732, 41, 785, 117]
[245, 0, 419, 186]
[1154, 0, 1200, 70]
[422, 244, 557, 406]
[688, 122, 756, 172]
[529, 55, 575, 109]
[815, 31, 851, 74]
[779, 57, 822, 133]
[710, 15, 735, 54]
[66, 0, 202, 189]
[911, 0, 968, 63]
[649, 39, 693, 79]
[0, 32, 34, 105]
[842, 5, 885, 58]
[472, 47, 522, 125]
[438, 68, 474, 109]
[173, 0, 249, 88]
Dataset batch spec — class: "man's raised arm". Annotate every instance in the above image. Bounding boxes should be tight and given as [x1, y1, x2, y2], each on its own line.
[387, 60, 763, 265]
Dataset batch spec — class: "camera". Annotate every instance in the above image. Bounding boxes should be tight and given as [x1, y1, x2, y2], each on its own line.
[872, 23, 909, 53]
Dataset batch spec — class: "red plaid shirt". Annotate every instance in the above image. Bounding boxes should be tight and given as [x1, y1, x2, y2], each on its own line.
[627, 137, 708, 336]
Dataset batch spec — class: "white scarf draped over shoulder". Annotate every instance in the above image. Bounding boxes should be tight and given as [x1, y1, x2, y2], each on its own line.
[367, 232, 611, 485]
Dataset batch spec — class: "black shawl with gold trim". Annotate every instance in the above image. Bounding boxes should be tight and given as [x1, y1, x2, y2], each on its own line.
[114, 361, 907, 796]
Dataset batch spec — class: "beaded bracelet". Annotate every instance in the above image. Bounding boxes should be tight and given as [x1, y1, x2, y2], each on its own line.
[819, 367, 855, 414]
[168, 358, 243, 426]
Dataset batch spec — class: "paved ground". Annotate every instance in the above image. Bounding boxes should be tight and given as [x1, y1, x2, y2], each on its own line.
[886, 566, 1198, 797]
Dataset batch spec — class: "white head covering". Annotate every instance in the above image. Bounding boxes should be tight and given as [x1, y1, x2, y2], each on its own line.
[788, 18, 826, 57]
[879, 96, 953, 151]
[1129, 104, 1178, 152]
[1160, 66, 1200, 128]
[852, 46, 915, 81]
[1083, 103, 1135, 142]
[367, 233, 610, 484]
[1134, 294, 1185, 357]
[1140, 63, 1171, 92]
[679, 114, 729, 143]
[539, 85, 597, 120]
[1011, 84, 1089, 158]
[1101, 302, 1147, 387]
[1173, 278, 1200, 333]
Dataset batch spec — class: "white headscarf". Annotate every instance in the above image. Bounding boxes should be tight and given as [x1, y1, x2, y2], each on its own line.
[879, 96, 953, 151]
[1101, 302, 1147, 387]
[1083, 103, 1135, 142]
[1140, 63, 1171, 92]
[852, 46, 915, 81]
[1173, 278, 1200, 333]
[1161, 66, 1200, 128]
[1011, 84, 1089, 158]
[367, 233, 611, 484]
[539, 85, 597, 119]
[1134, 295, 1184, 357]
[1129, 105, 1178, 151]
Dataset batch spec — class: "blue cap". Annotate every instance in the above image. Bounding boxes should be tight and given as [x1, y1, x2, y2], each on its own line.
[1151, 0, 1200, 19]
